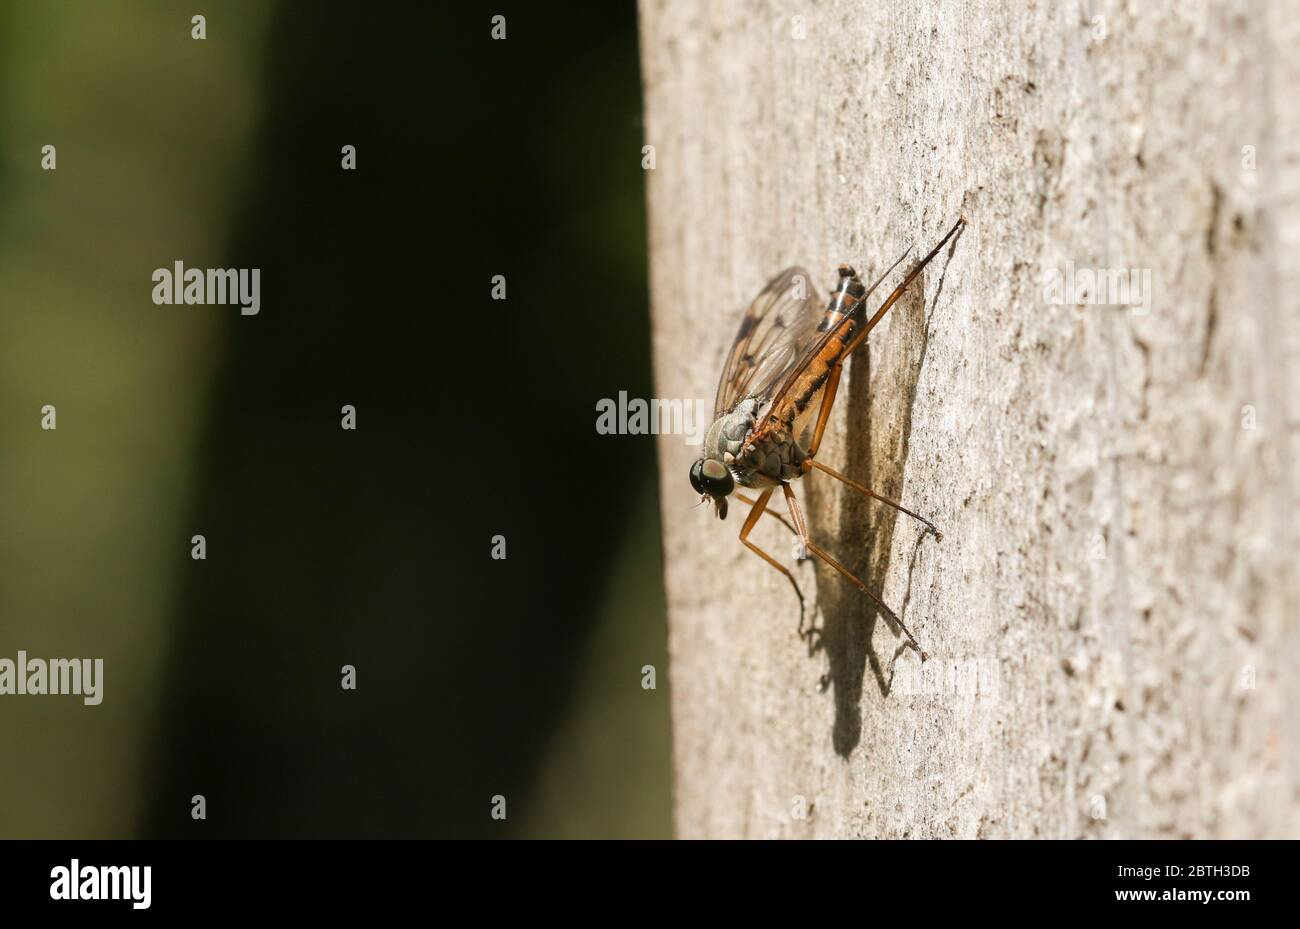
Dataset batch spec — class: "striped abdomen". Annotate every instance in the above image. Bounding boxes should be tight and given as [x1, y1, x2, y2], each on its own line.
[765, 265, 865, 434]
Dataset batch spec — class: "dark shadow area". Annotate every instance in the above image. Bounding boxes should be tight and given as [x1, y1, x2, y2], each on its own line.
[143, 3, 659, 837]
[807, 232, 963, 757]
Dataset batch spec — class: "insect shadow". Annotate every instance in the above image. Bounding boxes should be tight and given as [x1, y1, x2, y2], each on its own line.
[803, 239, 960, 757]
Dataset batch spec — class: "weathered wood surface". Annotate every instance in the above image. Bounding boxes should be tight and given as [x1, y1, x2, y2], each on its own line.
[640, 0, 1299, 838]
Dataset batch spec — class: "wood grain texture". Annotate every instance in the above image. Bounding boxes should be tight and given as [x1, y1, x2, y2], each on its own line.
[640, 0, 1299, 838]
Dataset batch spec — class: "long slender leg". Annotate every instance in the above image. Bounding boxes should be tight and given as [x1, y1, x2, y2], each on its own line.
[861, 245, 915, 301]
[806, 361, 843, 458]
[840, 215, 965, 360]
[801, 332, 941, 539]
[805, 459, 942, 540]
[804, 360, 942, 539]
[800, 219, 962, 529]
[803, 248, 914, 458]
[808, 217, 964, 458]
[734, 490, 798, 536]
[738, 488, 806, 626]
[782, 483, 927, 660]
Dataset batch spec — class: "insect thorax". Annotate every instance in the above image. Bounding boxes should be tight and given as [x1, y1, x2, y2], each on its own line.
[704, 397, 807, 489]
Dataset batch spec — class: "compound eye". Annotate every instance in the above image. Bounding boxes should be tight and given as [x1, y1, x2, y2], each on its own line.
[688, 459, 707, 495]
[699, 458, 734, 496]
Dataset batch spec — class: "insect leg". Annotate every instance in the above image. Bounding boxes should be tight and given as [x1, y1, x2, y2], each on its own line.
[804, 459, 942, 540]
[860, 246, 914, 301]
[805, 361, 843, 458]
[840, 215, 965, 361]
[734, 491, 798, 536]
[804, 223, 955, 459]
[738, 487, 806, 625]
[782, 483, 928, 661]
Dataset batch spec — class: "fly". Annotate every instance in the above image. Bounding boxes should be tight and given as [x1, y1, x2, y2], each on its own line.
[689, 216, 966, 660]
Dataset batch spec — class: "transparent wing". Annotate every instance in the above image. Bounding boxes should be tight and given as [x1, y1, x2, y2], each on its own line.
[714, 267, 826, 418]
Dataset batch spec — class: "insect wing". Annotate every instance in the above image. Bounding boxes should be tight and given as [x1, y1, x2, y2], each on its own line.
[714, 267, 826, 419]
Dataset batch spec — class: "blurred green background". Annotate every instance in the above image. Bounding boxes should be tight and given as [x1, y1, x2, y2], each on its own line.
[0, 1, 668, 838]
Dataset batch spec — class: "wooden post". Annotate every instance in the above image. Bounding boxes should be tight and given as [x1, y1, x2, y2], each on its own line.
[641, 0, 1299, 838]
